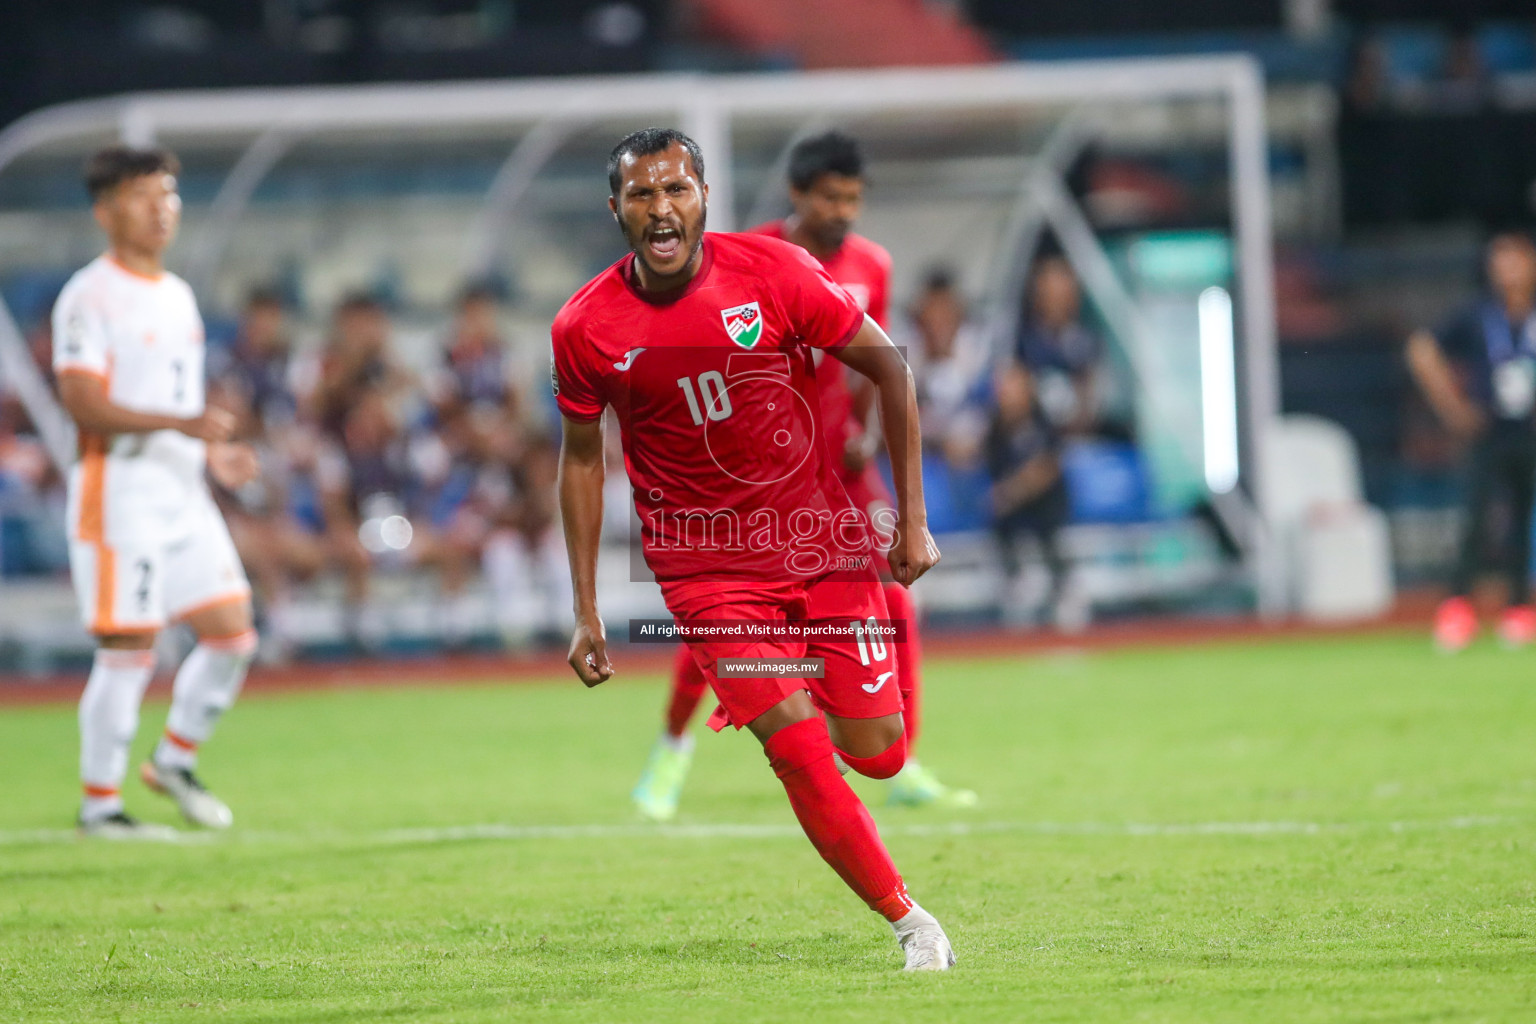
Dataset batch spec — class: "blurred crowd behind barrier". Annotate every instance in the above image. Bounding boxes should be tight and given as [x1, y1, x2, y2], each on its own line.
[5, 1, 1536, 669]
[0, 238, 1160, 661]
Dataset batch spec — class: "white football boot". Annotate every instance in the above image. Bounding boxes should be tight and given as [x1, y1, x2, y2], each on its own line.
[892, 904, 957, 971]
[140, 761, 234, 829]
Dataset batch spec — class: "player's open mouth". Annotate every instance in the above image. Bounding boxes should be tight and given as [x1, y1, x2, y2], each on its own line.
[646, 226, 682, 261]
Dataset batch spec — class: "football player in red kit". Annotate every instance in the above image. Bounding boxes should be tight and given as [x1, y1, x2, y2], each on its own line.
[554, 128, 955, 969]
[632, 131, 975, 820]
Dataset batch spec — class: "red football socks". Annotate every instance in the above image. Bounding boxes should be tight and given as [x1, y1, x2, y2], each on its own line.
[882, 582, 922, 753]
[666, 644, 710, 738]
[763, 717, 912, 922]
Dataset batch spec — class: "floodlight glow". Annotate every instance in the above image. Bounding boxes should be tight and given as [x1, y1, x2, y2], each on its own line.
[1198, 286, 1240, 495]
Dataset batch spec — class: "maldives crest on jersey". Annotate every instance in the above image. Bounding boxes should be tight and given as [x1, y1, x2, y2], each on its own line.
[720, 302, 763, 349]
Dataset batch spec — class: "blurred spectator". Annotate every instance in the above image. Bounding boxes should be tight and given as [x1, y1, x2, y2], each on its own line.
[1015, 254, 1104, 437]
[214, 287, 299, 431]
[1438, 30, 1491, 112]
[304, 293, 414, 436]
[209, 288, 369, 655]
[433, 283, 520, 417]
[0, 387, 68, 577]
[422, 282, 569, 645]
[1409, 230, 1536, 651]
[1343, 38, 1390, 115]
[1273, 249, 1346, 342]
[427, 282, 526, 504]
[985, 362, 1080, 630]
[905, 267, 989, 465]
[315, 389, 480, 649]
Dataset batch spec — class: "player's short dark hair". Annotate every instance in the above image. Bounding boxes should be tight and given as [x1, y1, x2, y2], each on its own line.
[787, 131, 863, 192]
[608, 128, 705, 196]
[83, 145, 180, 202]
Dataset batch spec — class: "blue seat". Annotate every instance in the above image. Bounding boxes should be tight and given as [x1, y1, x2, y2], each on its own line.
[1375, 25, 1448, 85]
[1060, 440, 1152, 524]
[880, 453, 991, 534]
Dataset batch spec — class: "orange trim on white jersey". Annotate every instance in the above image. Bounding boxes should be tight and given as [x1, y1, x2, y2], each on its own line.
[74, 433, 125, 635]
[73, 432, 147, 637]
[104, 252, 166, 283]
[76, 433, 106, 543]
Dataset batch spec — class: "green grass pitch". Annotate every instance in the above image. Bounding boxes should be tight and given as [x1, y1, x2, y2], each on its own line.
[2, 633, 1535, 1022]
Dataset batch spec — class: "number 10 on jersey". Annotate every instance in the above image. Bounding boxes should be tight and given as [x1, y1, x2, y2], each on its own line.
[677, 372, 732, 425]
[854, 617, 888, 666]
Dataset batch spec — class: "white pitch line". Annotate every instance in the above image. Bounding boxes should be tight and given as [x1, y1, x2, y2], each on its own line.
[0, 815, 1517, 848]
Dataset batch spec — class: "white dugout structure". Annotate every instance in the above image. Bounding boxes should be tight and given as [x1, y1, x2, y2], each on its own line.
[0, 58, 1286, 614]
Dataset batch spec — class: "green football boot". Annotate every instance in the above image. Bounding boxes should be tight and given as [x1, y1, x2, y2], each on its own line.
[887, 760, 979, 809]
[631, 735, 694, 822]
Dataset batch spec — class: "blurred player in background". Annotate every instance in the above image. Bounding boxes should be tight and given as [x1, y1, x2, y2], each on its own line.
[53, 146, 259, 837]
[555, 129, 954, 969]
[1410, 230, 1536, 651]
[630, 130, 975, 821]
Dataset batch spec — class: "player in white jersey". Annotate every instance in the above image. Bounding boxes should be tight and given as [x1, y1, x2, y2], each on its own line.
[53, 146, 260, 838]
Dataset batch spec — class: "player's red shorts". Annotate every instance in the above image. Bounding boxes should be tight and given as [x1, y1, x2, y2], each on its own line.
[660, 570, 903, 732]
[840, 464, 895, 577]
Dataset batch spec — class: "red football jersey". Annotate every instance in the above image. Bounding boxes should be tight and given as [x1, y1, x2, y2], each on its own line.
[750, 222, 892, 485]
[552, 233, 874, 583]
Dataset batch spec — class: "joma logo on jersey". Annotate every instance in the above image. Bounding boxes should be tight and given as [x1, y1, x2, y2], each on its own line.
[720, 302, 763, 349]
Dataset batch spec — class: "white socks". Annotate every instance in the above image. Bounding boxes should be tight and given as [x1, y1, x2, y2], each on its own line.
[79, 631, 257, 821]
[154, 629, 258, 771]
[79, 649, 156, 820]
[891, 903, 936, 936]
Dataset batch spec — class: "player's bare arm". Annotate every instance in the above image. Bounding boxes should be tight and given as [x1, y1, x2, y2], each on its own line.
[1406, 328, 1484, 439]
[57, 371, 236, 443]
[558, 413, 612, 686]
[832, 317, 940, 588]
